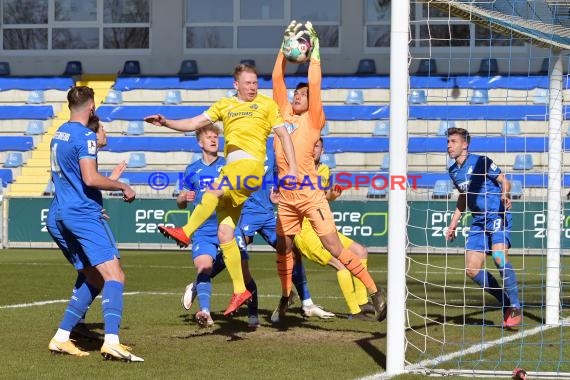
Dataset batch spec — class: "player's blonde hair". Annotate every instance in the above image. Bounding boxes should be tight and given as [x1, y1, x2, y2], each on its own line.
[196, 123, 220, 140]
[233, 63, 258, 80]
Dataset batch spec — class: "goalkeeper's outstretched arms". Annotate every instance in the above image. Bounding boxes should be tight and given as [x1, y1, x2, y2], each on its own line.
[144, 113, 211, 133]
[273, 20, 303, 110]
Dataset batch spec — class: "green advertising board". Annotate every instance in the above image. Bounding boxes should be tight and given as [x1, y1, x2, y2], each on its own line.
[6, 197, 570, 249]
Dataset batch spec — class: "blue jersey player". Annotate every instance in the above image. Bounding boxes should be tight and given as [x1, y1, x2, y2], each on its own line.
[46, 86, 143, 361]
[445, 127, 521, 328]
[178, 124, 260, 328]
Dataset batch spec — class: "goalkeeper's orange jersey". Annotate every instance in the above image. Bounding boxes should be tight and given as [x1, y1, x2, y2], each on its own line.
[272, 52, 325, 185]
[204, 93, 283, 162]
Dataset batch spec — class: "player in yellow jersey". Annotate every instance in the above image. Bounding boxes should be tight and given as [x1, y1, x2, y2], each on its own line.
[144, 63, 298, 316]
[292, 138, 376, 320]
[271, 21, 386, 323]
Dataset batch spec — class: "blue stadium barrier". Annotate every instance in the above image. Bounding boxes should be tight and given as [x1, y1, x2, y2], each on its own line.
[0, 136, 34, 151]
[0, 169, 13, 186]
[97, 104, 565, 122]
[0, 106, 54, 120]
[0, 77, 73, 91]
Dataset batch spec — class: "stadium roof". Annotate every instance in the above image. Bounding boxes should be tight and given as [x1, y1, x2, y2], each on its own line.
[427, 0, 570, 50]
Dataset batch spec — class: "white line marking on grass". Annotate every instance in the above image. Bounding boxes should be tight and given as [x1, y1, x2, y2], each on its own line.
[360, 316, 570, 380]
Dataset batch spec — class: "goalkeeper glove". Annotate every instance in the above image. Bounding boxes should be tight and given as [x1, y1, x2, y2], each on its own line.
[305, 21, 320, 61]
[282, 20, 303, 50]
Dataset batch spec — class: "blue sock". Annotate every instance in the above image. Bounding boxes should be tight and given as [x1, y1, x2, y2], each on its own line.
[292, 259, 311, 301]
[196, 272, 212, 311]
[59, 274, 100, 331]
[210, 253, 226, 279]
[102, 280, 124, 335]
[499, 263, 521, 308]
[472, 270, 507, 306]
[246, 279, 258, 317]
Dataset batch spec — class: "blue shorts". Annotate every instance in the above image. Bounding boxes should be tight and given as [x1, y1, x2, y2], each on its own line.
[466, 212, 512, 254]
[191, 234, 220, 261]
[48, 215, 119, 271]
[238, 211, 277, 248]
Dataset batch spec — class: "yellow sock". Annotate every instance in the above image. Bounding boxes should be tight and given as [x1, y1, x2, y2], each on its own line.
[337, 269, 361, 315]
[182, 192, 219, 236]
[220, 239, 246, 294]
[353, 259, 369, 305]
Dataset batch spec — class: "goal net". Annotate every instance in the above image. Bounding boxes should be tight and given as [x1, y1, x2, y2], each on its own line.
[387, 0, 570, 377]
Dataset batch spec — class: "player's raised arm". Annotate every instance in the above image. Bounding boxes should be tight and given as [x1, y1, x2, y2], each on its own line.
[305, 21, 325, 130]
[79, 158, 135, 202]
[272, 21, 302, 111]
[144, 113, 211, 133]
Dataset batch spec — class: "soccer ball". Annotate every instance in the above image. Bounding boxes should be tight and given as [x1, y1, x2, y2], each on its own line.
[282, 32, 313, 63]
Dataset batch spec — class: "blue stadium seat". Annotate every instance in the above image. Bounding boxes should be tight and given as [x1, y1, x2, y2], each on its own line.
[43, 180, 55, 196]
[432, 179, 454, 199]
[416, 58, 437, 75]
[178, 59, 198, 76]
[192, 152, 201, 163]
[63, 60, 82, 76]
[478, 58, 499, 76]
[367, 180, 387, 199]
[0, 62, 10, 76]
[408, 89, 427, 104]
[163, 90, 182, 105]
[356, 59, 376, 75]
[538, 58, 549, 75]
[320, 153, 336, 169]
[109, 178, 131, 196]
[533, 88, 549, 104]
[127, 153, 147, 168]
[240, 59, 256, 67]
[4, 152, 23, 168]
[513, 154, 533, 170]
[296, 62, 309, 75]
[226, 89, 237, 98]
[122, 60, 141, 75]
[470, 89, 489, 104]
[25, 120, 45, 135]
[511, 180, 523, 199]
[502, 121, 521, 136]
[27, 90, 45, 104]
[438, 120, 456, 136]
[373, 121, 389, 136]
[104, 90, 123, 104]
[125, 121, 145, 136]
[321, 121, 330, 136]
[287, 89, 295, 103]
[380, 154, 389, 170]
[345, 89, 364, 105]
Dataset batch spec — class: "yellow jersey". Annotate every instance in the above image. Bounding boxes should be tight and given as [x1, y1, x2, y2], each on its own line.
[317, 163, 331, 189]
[204, 93, 284, 161]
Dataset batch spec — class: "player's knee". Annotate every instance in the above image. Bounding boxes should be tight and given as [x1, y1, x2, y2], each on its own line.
[350, 243, 368, 259]
[217, 228, 234, 243]
[492, 250, 506, 269]
[465, 267, 479, 279]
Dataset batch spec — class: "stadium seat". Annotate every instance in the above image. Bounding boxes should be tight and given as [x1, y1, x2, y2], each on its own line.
[345, 89, 364, 105]
[380, 154, 389, 170]
[431, 180, 454, 199]
[469, 89, 489, 104]
[287, 89, 295, 103]
[104, 90, 123, 104]
[478, 58, 499, 76]
[192, 152, 201, 163]
[3, 152, 23, 168]
[533, 88, 549, 104]
[127, 153, 147, 168]
[502, 121, 521, 136]
[178, 59, 198, 76]
[43, 180, 55, 196]
[513, 154, 533, 170]
[356, 59, 376, 75]
[538, 58, 549, 75]
[320, 153, 336, 169]
[408, 89, 427, 104]
[226, 89, 237, 97]
[438, 120, 456, 136]
[321, 121, 330, 136]
[25, 120, 45, 135]
[416, 58, 437, 75]
[240, 59, 256, 67]
[296, 62, 309, 75]
[373, 121, 389, 136]
[125, 121, 145, 136]
[511, 180, 523, 200]
[63, 60, 82, 76]
[0, 62, 10, 76]
[163, 90, 182, 105]
[366, 180, 387, 199]
[121, 60, 141, 75]
[109, 178, 131, 196]
[26, 90, 45, 104]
